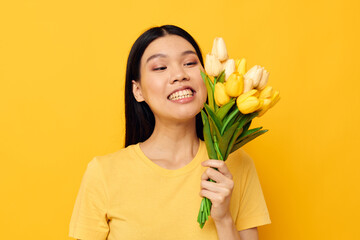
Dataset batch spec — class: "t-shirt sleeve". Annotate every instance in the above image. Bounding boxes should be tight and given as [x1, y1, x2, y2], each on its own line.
[235, 150, 271, 231]
[69, 157, 109, 240]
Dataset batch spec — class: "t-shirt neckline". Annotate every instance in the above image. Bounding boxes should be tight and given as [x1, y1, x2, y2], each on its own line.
[133, 139, 205, 177]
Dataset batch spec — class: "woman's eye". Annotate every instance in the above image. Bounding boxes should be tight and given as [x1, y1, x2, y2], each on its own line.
[153, 66, 167, 71]
[185, 62, 197, 66]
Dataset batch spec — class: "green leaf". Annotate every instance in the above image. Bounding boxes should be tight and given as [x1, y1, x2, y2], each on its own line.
[231, 130, 268, 153]
[239, 121, 251, 138]
[201, 70, 215, 111]
[200, 70, 214, 88]
[217, 70, 226, 83]
[224, 124, 244, 160]
[216, 98, 235, 121]
[204, 104, 223, 132]
[236, 112, 258, 132]
[201, 110, 217, 160]
[236, 126, 263, 143]
[222, 109, 243, 134]
[218, 122, 240, 158]
[221, 108, 240, 135]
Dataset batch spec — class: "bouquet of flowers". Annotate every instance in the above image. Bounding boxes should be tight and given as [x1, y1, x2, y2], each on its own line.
[197, 37, 280, 228]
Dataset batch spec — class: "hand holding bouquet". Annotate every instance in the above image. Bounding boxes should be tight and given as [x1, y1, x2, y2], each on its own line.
[197, 37, 280, 228]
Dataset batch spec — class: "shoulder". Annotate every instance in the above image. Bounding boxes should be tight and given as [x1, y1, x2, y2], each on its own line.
[226, 148, 256, 170]
[88, 144, 140, 176]
[225, 148, 259, 183]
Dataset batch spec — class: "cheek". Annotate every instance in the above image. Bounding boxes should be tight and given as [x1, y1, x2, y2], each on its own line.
[200, 83, 208, 104]
[196, 75, 207, 102]
[140, 75, 164, 100]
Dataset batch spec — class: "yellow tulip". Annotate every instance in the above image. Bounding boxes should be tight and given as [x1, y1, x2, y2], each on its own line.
[235, 59, 241, 69]
[270, 90, 280, 108]
[236, 58, 247, 75]
[259, 86, 273, 99]
[237, 96, 261, 114]
[225, 73, 244, 97]
[214, 82, 231, 106]
[256, 87, 280, 117]
[236, 90, 261, 114]
[257, 98, 272, 117]
[211, 37, 228, 62]
[237, 89, 258, 103]
[205, 54, 222, 77]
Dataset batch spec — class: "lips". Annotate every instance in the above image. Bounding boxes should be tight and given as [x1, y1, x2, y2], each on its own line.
[167, 87, 196, 100]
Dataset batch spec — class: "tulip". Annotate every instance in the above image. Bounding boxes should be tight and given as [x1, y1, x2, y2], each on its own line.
[236, 89, 261, 114]
[225, 72, 244, 97]
[211, 37, 228, 62]
[257, 69, 269, 90]
[243, 77, 253, 93]
[257, 98, 272, 117]
[222, 59, 235, 80]
[270, 90, 280, 108]
[236, 58, 247, 75]
[244, 65, 263, 88]
[259, 86, 273, 99]
[237, 96, 261, 114]
[205, 54, 222, 77]
[235, 59, 241, 69]
[256, 87, 280, 117]
[214, 82, 231, 106]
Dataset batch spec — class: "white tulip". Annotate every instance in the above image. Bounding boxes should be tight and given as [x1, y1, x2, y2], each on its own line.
[244, 65, 263, 88]
[205, 54, 222, 77]
[222, 59, 235, 80]
[243, 77, 253, 93]
[257, 69, 269, 90]
[211, 37, 228, 62]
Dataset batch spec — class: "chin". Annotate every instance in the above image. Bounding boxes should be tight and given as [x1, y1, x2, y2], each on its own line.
[168, 110, 200, 122]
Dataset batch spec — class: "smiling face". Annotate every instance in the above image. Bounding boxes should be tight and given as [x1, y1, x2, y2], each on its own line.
[132, 34, 207, 124]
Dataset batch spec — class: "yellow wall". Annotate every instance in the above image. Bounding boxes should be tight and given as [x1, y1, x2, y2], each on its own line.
[1, 0, 359, 239]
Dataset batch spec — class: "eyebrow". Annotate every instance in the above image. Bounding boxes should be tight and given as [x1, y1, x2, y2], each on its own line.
[146, 50, 197, 63]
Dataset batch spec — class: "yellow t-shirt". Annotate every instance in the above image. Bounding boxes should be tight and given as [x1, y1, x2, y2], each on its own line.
[69, 140, 271, 240]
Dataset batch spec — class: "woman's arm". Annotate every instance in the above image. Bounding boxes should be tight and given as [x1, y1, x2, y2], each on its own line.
[200, 160, 260, 240]
[214, 213, 258, 240]
[239, 227, 259, 240]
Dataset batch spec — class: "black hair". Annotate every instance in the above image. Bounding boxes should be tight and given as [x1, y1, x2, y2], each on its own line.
[125, 25, 204, 147]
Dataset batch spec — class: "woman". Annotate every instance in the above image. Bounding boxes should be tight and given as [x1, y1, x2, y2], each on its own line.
[69, 25, 271, 240]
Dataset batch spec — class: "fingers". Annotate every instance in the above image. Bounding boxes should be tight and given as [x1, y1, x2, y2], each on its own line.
[199, 189, 229, 207]
[200, 160, 234, 194]
[201, 160, 233, 180]
[201, 161, 233, 186]
[200, 179, 232, 194]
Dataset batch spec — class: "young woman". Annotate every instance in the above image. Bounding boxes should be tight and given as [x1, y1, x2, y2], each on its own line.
[69, 25, 271, 240]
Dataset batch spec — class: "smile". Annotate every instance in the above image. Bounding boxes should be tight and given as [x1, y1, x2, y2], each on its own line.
[168, 88, 194, 101]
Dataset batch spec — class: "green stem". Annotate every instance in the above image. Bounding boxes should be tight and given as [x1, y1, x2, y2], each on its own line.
[212, 135, 223, 161]
[197, 133, 224, 229]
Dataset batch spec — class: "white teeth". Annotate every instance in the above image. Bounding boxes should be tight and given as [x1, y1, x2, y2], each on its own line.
[169, 89, 193, 100]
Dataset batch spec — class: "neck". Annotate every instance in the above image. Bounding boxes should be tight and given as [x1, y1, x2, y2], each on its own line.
[139, 117, 200, 165]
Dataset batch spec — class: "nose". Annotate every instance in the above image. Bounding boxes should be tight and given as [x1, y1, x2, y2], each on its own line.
[169, 64, 190, 84]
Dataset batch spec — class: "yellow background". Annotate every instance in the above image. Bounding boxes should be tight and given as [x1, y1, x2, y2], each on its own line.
[1, 0, 359, 239]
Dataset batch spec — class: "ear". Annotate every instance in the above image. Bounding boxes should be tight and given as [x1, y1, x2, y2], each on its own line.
[132, 80, 145, 102]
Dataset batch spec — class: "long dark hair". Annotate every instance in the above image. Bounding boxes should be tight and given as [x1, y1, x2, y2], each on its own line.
[125, 25, 204, 147]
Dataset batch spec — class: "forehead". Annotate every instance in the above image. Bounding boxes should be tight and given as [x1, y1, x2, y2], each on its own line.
[141, 35, 196, 64]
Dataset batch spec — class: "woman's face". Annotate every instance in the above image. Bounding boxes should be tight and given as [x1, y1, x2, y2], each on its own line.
[133, 34, 207, 123]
